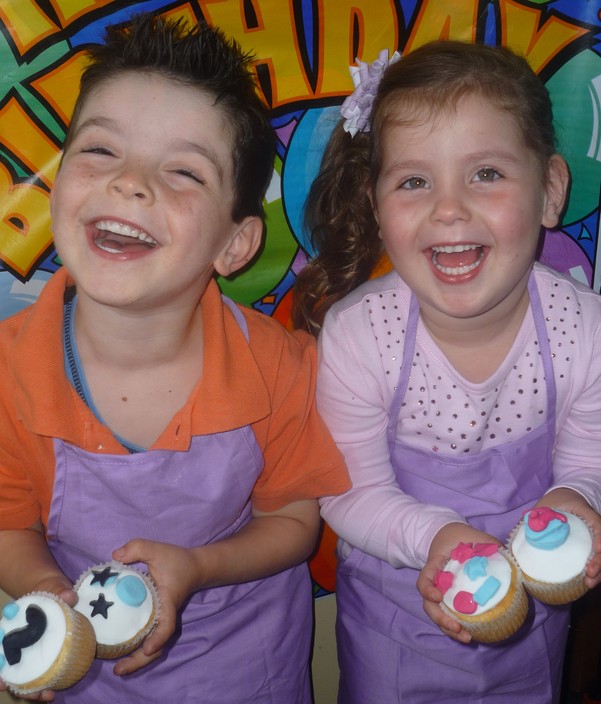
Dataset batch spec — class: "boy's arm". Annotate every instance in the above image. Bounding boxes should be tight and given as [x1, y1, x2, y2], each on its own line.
[0, 521, 74, 604]
[111, 498, 320, 676]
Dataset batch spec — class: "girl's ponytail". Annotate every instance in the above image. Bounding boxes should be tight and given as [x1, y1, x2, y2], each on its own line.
[292, 122, 381, 336]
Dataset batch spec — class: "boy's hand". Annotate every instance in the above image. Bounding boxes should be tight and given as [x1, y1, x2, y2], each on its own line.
[29, 576, 77, 608]
[0, 682, 56, 701]
[110, 539, 199, 676]
[416, 522, 502, 644]
[535, 488, 601, 590]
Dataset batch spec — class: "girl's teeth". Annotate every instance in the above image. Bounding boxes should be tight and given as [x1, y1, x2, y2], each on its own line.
[431, 244, 484, 276]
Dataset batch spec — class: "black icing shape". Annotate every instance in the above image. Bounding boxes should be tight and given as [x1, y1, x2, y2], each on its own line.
[3, 605, 47, 666]
[89, 593, 114, 619]
[90, 566, 119, 587]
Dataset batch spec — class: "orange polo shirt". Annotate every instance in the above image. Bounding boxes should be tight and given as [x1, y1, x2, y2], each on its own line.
[0, 268, 349, 530]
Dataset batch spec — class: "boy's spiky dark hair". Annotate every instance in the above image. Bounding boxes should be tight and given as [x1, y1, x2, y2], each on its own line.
[64, 12, 275, 222]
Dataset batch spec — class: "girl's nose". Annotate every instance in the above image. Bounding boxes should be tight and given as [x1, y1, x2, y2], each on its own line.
[431, 190, 470, 225]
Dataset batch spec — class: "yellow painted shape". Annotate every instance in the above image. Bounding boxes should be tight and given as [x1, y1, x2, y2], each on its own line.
[500, 0, 588, 73]
[0, 0, 58, 54]
[200, 0, 313, 106]
[48, 0, 114, 26]
[405, 0, 479, 50]
[317, 0, 399, 96]
[0, 99, 62, 188]
[0, 164, 53, 278]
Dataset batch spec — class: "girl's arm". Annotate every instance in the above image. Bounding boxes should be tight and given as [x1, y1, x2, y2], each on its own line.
[110, 498, 320, 676]
[317, 308, 465, 570]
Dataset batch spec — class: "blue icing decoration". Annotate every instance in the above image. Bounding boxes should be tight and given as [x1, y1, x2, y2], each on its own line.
[474, 576, 501, 606]
[525, 516, 569, 550]
[0, 655, 5, 670]
[2, 603, 18, 620]
[116, 575, 147, 607]
[464, 556, 488, 581]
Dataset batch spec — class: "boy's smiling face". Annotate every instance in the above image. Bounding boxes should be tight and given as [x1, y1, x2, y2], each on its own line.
[51, 72, 259, 312]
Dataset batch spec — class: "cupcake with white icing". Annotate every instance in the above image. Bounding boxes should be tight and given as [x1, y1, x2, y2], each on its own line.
[435, 542, 529, 643]
[74, 561, 159, 658]
[0, 592, 96, 695]
[509, 507, 592, 605]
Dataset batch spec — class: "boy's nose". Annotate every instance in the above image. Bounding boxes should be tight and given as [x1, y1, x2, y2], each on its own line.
[109, 171, 153, 201]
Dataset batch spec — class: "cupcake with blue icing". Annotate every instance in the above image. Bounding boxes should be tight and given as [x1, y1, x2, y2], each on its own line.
[509, 507, 593, 605]
[74, 561, 159, 658]
[0, 592, 95, 695]
[435, 542, 528, 643]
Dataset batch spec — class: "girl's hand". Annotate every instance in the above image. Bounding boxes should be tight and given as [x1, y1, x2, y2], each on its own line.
[535, 488, 601, 590]
[416, 522, 502, 644]
[110, 539, 199, 676]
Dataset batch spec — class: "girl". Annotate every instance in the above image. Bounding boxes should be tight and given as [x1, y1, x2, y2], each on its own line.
[294, 40, 601, 703]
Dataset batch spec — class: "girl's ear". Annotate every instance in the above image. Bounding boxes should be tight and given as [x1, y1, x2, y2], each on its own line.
[541, 154, 570, 228]
[214, 216, 264, 277]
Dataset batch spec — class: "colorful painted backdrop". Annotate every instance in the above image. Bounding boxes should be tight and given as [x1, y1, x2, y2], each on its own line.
[1, 0, 601, 592]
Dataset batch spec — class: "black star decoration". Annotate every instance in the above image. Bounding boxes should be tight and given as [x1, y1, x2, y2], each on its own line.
[89, 593, 114, 619]
[90, 566, 119, 586]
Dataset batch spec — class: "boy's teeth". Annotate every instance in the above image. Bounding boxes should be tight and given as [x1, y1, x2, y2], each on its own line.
[96, 220, 156, 244]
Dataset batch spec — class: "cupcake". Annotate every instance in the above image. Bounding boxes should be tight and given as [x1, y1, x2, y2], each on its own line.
[435, 542, 528, 643]
[509, 507, 592, 605]
[74, 561, 159, 659]
[0, 592, 96, 696]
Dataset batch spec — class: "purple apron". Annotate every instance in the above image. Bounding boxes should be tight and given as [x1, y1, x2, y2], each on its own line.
[335, 275, 570, 703]
[46, 301, 312, 703]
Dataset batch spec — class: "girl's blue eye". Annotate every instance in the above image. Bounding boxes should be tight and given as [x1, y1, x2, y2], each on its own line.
[474, 167, 500, 182]
[401, 176, 428, 190]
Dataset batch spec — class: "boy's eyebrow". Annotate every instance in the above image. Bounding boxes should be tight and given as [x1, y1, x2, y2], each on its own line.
[71, 118, 225, 182]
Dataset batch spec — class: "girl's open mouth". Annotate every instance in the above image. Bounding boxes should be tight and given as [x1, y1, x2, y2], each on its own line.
[431, 244, 484, 276]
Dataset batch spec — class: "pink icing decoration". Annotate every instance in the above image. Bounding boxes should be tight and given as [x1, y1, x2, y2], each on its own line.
[526, 507, 567, 532]
[450, 542, 499, 564]
[434, 570, 454, 594]
[453, 591, 477, 615]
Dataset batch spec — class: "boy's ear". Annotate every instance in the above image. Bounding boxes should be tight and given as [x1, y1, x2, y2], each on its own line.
[214, 216, 264, 277]
[542, 154, 570, 228]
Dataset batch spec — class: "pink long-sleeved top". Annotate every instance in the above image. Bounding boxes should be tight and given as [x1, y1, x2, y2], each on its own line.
[318, 263, 601, 570]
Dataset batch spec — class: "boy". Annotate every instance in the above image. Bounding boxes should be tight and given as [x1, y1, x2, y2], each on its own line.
[0, 12, 348, 703]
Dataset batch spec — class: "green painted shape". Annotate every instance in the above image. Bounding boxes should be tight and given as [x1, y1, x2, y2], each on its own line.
[546, 49, 601, 225]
